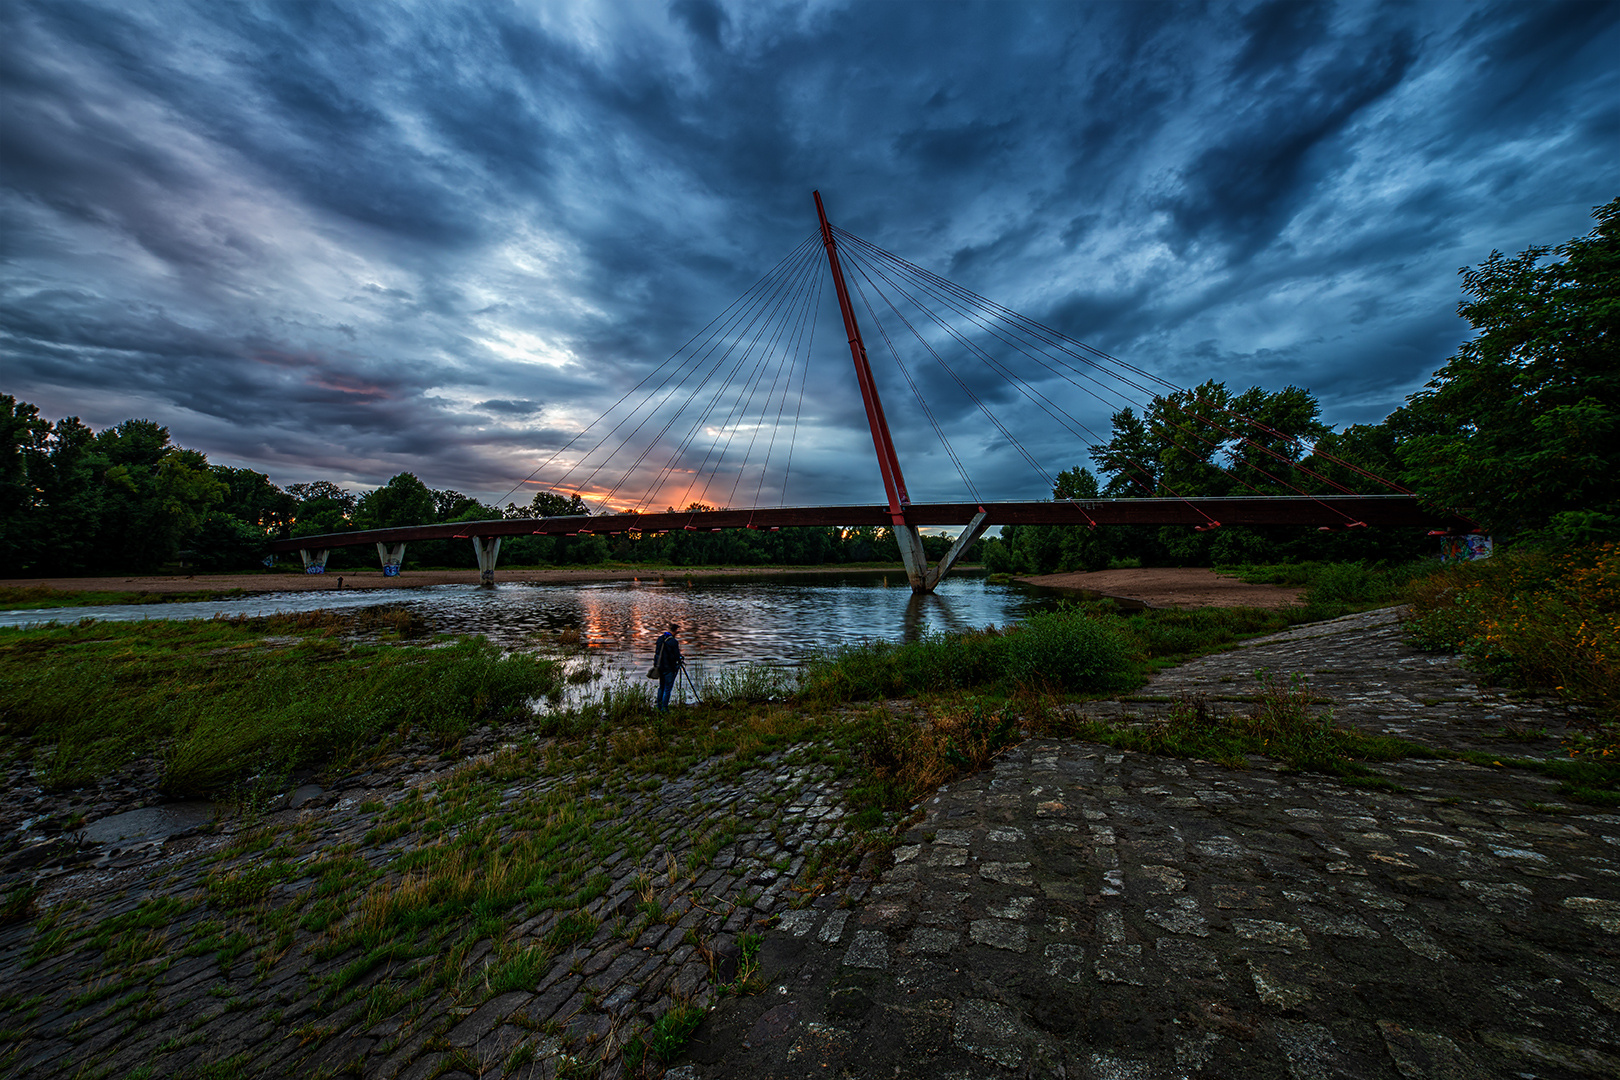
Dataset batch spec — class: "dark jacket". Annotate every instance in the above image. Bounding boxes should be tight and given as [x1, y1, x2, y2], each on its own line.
[654, 632, 683, 674]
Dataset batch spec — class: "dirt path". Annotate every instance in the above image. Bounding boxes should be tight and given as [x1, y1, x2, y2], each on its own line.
[1017, 566, 1305, 609]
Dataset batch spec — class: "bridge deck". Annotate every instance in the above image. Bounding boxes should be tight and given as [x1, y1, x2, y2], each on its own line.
[266, 496, 1473, 553]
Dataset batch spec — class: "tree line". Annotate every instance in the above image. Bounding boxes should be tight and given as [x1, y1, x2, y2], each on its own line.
[984, 196, 1618, 575]
[3, 198, 1611, 577]
[0, 414, 958, 574]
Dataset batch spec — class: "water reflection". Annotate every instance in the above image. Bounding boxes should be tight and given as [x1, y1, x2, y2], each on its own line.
[0, 572, 1065, 677]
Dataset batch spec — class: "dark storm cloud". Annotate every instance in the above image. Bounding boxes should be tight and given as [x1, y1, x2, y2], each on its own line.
[2, 0, 1615, 507]
[1159, 16, 1417, 256]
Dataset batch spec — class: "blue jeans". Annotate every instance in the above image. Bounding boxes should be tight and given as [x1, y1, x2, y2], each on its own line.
[657, 670, 677, 710]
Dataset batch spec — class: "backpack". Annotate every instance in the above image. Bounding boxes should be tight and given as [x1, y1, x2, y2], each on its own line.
[647, 633, 669, 679]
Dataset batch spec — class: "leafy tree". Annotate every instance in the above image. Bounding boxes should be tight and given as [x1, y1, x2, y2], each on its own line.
[354, 472, 436, 530]
[154, 447, 227, 553]
[432, 488, 483, 521]
[993, 467, 1112, 574]
[0, 396, 49, 566]
[445, 499, 502, 523]
[1390, 197, 1620, 540]
[191, 512, 272, 570]
[212, 466, 296, 533]
[1089, 381, 1328, 499]
[529, 490, 590, 517]
[289, 481, 357, 537]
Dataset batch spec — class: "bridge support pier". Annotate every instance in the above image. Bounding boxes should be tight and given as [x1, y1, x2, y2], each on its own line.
[471, 536, 502, 587]
[376, 542, 407, 578]
[898, 510, 993, 594]
[299, 548, 330, 575]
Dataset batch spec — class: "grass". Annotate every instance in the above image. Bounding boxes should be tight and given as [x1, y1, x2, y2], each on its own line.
[1215, 559, 1431, 618]
[0, 609, 560, 794]
[856, 697, 1022, 816]
[624, 1001, 707, 1070]
[0, 585, 252, 611]
[15, 550, 1607, 1075]
[796, 601, 1297, 706]
[1041, 673, 1443, 788]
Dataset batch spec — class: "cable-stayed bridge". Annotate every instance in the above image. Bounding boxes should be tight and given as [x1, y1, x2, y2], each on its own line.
[269, 193, 1473, 592]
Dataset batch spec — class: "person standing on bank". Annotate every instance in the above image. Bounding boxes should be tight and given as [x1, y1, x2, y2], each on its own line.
[652, 623, 684, 712]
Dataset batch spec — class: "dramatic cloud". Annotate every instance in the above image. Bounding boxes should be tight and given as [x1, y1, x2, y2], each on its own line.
[2, 0, 1615, 508]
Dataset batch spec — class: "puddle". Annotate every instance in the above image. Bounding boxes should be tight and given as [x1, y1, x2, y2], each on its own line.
[80, 803, 216, 845]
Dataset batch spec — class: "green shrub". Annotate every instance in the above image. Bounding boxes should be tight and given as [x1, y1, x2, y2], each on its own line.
[1406, 541, 1618, 728]
[1002, 609, 1134, 692]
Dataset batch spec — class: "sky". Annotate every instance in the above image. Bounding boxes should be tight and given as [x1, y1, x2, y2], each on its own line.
[2, 0, 1616, 512]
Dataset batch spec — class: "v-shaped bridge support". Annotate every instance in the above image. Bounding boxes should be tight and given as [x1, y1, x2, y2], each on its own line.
[816, 191, 989, 594]
[894, 509, 993, 593]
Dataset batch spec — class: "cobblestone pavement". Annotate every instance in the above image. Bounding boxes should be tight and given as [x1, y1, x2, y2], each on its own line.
[684, 609, 1620, 1079]
[6, 607, 1616, 1079]
[1, 729, 857, 1079]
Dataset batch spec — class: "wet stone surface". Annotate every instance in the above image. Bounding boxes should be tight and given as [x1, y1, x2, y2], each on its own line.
[1, 730, 855, 1079]
[685, 609, 1620, 1079]
[6, 606, 1617, 1079]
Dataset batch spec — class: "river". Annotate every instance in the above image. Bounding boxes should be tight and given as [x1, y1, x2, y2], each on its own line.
[0, 571, 1071, 679]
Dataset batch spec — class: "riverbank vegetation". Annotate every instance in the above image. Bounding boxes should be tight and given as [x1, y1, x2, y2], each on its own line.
[797, 561, 1409, 706]
[1407, 541, 1618, 733]
[0, 584, 255, 611]
[0, 611, 559, 796]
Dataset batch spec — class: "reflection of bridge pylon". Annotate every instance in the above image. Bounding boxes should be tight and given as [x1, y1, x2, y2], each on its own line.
[815, 191, 990, 593]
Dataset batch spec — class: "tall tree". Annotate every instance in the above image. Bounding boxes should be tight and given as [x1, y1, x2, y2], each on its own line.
[528, 490, 590, 517]
[289, 481, 357, 537]
[0, 396, 49, 566]
[1392, 197, 1620, 539]
[354, 472, 436, 530]
[1089, 382, 1329, 499]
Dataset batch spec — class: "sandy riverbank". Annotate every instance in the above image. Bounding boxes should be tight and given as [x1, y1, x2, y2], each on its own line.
[1015, 566, 1305, 609]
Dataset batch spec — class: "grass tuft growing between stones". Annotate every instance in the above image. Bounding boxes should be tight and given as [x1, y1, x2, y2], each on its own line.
[624, 999, 707, 1073]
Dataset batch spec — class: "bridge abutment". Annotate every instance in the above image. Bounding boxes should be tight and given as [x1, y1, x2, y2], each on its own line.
[376, 542, 406, 577]
[471, 536, 502, 587]
[299, 548, 330, 574]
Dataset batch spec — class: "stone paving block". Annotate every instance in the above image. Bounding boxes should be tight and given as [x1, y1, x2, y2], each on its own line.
[1247, 958, 1315, 1009]
[1376, 1019, 1494, 1080]
[448, 990, 532, 1048]
[1270, 1020, 1357, 1080]
[1231, 918, 1310, 950]
[816, 910, 849, 945]
[841, 930, 889, 970]
[977, 861, 1031, 886]
[396, 1051, 447, 1080]
[967, 918, 1027, 953]
[951, 998, 1034, 1069]
[1095, 943, 1145, 985]
[775, 909, 817, 937]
